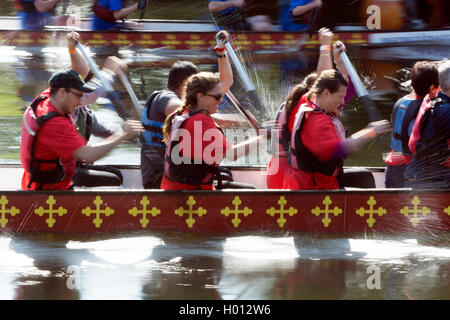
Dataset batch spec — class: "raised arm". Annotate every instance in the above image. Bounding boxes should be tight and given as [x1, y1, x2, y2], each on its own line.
[316, 27, 333, 74]
[215, 30, 233, 93]
[67, 32, 89, 81]
[332, 41, 349, 76]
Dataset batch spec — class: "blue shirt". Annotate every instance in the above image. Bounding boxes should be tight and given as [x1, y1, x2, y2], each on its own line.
[92, 0, 125, 30]
[17, 0, 53, 30]
[279, 0, 312, 31]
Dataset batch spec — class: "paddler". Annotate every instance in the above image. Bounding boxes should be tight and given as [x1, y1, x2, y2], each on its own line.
[20, 67, 143, 191]
[14, 0, 70, 30]
[384, 61, 439, 188]
[66, 31, 131, 187]
[140, 30, 250, 189]
[92, 0, 148, 30]
[160, 72, 265, 190]
[404, 60, 450, 189]
[288, 70, 390, 190]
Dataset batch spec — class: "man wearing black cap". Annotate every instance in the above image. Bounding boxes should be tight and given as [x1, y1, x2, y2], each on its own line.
[20, 69, 142, 190]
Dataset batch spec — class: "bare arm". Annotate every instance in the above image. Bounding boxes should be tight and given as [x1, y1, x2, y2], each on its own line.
[212, 113, 251, 128]
[73, 120, 142, 163]
[216, 30, 233, 92]
[341, 120, 391, 155]
[67, 32, 89, 80]
[291, 0, 322, 16]
[332, 41, 349, 76]
[225, 135, 264, 162]
[164, 98, 184, 116]
[112, 2, 141, 20]
[316, 27, 333, 74]
[208, 0, 245, 13]
[34, 0, 60, 13]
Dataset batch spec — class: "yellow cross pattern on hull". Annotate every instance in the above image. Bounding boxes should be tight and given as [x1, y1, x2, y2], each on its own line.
[400, 195, 431, 227]
[266, 196, 297, 228]
[129, 196, 161, 228]
[82, 196, 114, 228]
[221, 196, 252, 228]
[35, 195, 67, 228]
[444, 206, 450, 216]
[355, 196, 387, 227]
[175, 196, 206, 228]
[0, 195, 20, 228]
[311, 196, 342, 228]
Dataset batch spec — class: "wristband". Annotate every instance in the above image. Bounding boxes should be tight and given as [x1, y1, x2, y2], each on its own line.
[216, 52, 227, 58]
[214, 46, 226, 53]
[68, 47, 77, 55]
[320, 45, 331, 51]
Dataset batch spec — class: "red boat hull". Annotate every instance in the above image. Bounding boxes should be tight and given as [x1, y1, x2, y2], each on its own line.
[1, 190, 448, 234]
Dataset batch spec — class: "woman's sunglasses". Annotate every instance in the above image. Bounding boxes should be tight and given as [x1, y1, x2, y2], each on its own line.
[205, 93, 223, 101]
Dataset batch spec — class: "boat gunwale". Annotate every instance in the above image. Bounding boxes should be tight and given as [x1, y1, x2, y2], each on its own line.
[0, 16, 449, 34]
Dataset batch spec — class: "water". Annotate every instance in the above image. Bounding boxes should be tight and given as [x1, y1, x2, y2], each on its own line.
[1, 233, 449, 300]
[1, 2, 449, 301]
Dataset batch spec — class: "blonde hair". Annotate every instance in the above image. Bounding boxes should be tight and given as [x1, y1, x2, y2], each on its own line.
[163, 72, 221, 142]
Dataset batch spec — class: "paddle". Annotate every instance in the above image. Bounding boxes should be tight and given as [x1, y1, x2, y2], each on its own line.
[338, 48, 389, 149]
[225, 91, 260, 131]
[224, 36, 266, 116]
[139, 0, 148, 22]
[116, 68, 142, 120]
[75, 42, 130, 120]
[339, 49, 384, 123]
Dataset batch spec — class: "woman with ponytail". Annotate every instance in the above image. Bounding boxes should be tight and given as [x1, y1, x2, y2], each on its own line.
[161, 72, 264, 190]
[288, 69, 390, 190]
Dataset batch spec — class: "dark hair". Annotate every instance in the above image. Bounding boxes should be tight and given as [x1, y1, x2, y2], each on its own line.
[49, 87, 59, 97]
[163, 72, 220, 142]
[167, 60, 200, 91]
[411, 61, 439, 97]
[306, 69, 349, 101]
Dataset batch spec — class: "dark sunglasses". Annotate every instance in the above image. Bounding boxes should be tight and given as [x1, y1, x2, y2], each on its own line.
[205, 93, 223, 101]
[66, 88, 83, 98]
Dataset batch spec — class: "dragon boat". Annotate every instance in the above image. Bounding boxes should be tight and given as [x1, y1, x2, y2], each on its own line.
[0, 16, 449, 53]
[0, 164, 448, 235]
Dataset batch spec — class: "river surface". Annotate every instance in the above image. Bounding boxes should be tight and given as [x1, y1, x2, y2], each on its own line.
[0, 2, 449, 301]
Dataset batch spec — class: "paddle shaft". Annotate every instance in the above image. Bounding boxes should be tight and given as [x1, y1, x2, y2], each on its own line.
[339, 50, 389, 149]
[224, 41, 266, 113]
[339, 51, 383, 123]
[75, 42, 129, 119]
[116, 69, 142, 120]
[225, 91, 260, 131]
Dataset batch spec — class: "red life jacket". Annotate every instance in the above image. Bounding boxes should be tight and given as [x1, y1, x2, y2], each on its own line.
[14, 0, 36, 12]
[163, 110, 220, 188]
[409, 94, 433, 155]
[270, 102, 290, 158]
[93, 0, 127, 22]
[414, 96, 450, 169]
[20, 96, 67, 189]
[290, 104, 345, 187]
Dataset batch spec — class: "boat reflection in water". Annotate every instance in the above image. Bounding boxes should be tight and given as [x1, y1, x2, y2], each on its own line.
[1, 232, 449, 300]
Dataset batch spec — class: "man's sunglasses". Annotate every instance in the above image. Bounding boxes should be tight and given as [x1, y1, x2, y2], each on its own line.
[205, 93, 223, 101]
[66, 88, 83, 98]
